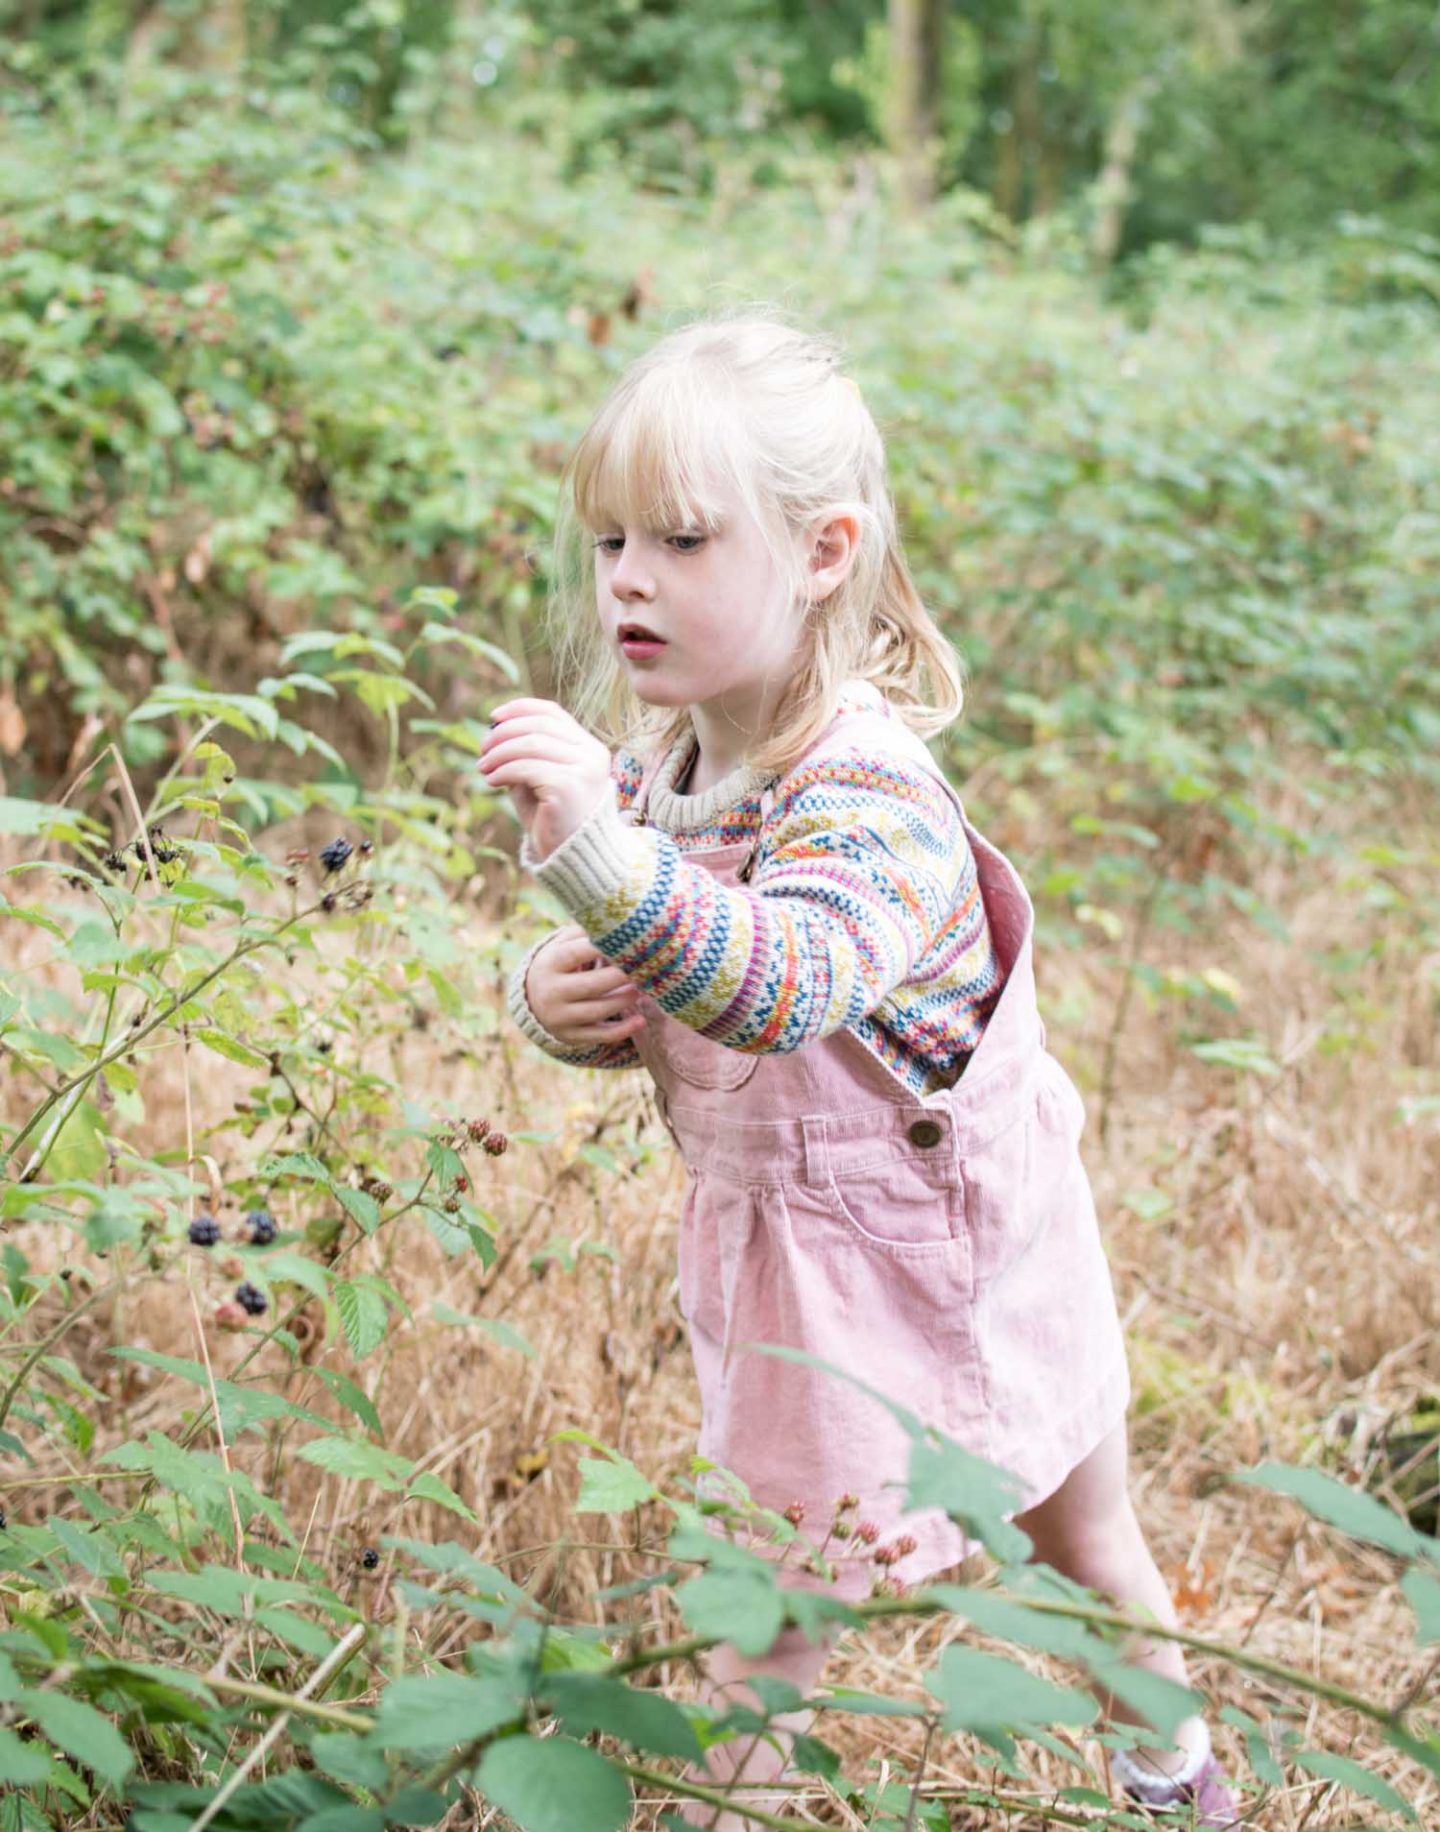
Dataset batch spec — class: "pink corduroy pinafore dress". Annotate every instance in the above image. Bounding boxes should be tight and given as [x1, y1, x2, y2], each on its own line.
[624, 701, 1131, 1600]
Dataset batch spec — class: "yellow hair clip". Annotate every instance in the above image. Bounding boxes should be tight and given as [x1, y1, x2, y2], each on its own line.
[839, 375, 863, 402]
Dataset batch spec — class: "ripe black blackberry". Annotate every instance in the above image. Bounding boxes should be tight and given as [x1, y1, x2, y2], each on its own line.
[360, 1546, 379, 1571]
[234, 1281, 268, 1317]
[319, 837, 353, 874]
[245, 1208, 277, 1245]
[189, 1212, 222, 1247]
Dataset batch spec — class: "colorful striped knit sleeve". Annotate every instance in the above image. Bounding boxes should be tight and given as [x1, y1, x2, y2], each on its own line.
[528, 747, 977, 1055]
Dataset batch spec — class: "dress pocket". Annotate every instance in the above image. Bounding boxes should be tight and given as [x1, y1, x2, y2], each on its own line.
[961, 1054, 1082, 1282]
[824, 1146, 964, 1252]
[637, 998, 760, 1091]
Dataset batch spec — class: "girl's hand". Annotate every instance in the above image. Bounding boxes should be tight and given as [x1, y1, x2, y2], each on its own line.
[479, 698, 613, 861]
[525, 924, 646, 1046]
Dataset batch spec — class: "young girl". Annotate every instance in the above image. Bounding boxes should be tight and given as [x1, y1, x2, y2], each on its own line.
[480, 314, 1239, 1830]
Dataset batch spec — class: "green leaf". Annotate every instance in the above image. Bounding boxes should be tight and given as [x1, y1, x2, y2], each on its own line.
[258, 1151, 331, 1184]
[431, 1302, 535, 1357]
[475, 1734, 632, 1832]
[373, 1671, 522, 1751]
[546, 1673, 702, 1760]
[18, 1688, 133, 1785]
[572, 1454, 655, 1514]
[308, 1733, 389, 1791]
[297, 1437, 413, 1487]
[414, 624, 521, 682]
[47, 1101, 107, 1183]
[1235, 1464, 1430, 1561]
[1402, 1567, 1440, 1643]
[1085, 1656, 1202, 1742]
[927, 1645, 1096, 1736]
[194, 1029, 269, 1068]
[406, 1471, 477, 1521]
[1190, 1038, 1281, 1077]
[0, 1725, 51, 1783]
[334, 1279, 389, 1358]
[309, 1368, 384, 1439]
[297, 1812, 385, 1832]
[1292, 1746, 1416, 1819]
[812, 1684, 927, 1720]
[676, 1567, 785, 1659]
[335, 1186, 381, 1233]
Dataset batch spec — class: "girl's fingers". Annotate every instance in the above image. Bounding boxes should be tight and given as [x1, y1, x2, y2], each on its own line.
[564, 1015, 647, 1044]
[563, 989, 642, 1022]
[482, 760, 576, 792]
[481, 734, 585, 772]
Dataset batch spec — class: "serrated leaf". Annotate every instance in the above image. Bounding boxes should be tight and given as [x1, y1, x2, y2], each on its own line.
[18, 1689, 133, 1785]
[675, 1567, 785, 1659]
[406, 1471, 477, 1521]
[546, 1673, 702, 1760]
[476, 1734, 632, 1832]
[308, 1733, 389, 1791]
[335, 1186, 380, 1233]
[0, 1724, 51, 1782]
[928, 1645, 1096, 1736]
[334, 1279, 388, 1358]
[373, 1670, 522, 1751]
[297, 1436, 413, 1488]
[309, 1368, 383, 1439]
[1292, 1746, 1416, 1819]
[258, 1151, 331, 1184]
[1235, 1463, 1429, 1561]
[573, 1453, 655, 1514]
[195, 1029, 269, 1068]
[431, 1302, 535, 1357]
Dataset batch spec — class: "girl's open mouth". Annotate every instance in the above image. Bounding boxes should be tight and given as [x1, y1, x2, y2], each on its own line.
[619, 624, 667, 658]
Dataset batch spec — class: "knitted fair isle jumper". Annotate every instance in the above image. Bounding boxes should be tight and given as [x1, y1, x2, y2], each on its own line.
[506, 685, 1004, 1095]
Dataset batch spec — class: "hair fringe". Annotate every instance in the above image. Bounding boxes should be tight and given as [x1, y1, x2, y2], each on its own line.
[544, 308, 964, 778]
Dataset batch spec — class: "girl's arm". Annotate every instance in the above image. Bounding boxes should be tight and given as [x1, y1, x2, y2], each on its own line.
[525, 745, 990, 1055]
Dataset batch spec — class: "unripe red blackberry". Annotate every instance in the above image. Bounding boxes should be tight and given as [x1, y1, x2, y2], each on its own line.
[482, 1130, 508, 1156]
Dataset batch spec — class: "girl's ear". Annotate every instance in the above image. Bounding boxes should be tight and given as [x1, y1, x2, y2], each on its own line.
[804, 511, 861, 603]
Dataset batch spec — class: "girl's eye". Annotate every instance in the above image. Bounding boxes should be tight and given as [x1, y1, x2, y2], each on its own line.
[593, 536, 624, 554]
[668, 533, 705, 553]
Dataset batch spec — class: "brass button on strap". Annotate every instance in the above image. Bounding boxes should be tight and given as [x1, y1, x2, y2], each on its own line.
[907, 1118, 944, 1149]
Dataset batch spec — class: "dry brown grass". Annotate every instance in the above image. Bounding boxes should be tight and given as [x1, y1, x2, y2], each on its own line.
[3, 772, 1437, 1830]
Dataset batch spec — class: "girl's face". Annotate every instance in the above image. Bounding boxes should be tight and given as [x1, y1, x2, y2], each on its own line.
[592, 483, 808, 739]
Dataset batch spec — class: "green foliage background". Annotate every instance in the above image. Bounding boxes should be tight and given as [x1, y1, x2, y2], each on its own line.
[0, 9, 1438, 1830]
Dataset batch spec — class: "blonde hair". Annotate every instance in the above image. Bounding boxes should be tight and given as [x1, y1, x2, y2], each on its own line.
[546, 308, 963, 777]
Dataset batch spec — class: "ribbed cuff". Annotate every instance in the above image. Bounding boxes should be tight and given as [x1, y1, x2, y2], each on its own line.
[506, 935, 583, 1058]
[521, 784, 651, 915]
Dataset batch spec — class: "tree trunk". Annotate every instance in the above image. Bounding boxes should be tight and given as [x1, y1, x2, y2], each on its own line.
[1090, 73, 1159, 267]
[887, 0, 945, 214]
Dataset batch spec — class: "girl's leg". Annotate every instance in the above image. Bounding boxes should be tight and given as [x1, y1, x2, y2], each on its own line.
[678, 1620, 840, 1830]
[1013, 1419, 1208, 1780]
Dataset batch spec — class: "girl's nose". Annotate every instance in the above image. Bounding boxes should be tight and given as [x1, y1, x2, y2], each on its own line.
[610, 544, 656, 601]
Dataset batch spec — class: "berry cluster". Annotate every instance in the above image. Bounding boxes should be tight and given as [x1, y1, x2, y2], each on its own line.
[189, 1212, 222, 1247]
[245, 1208, 277, 1245]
